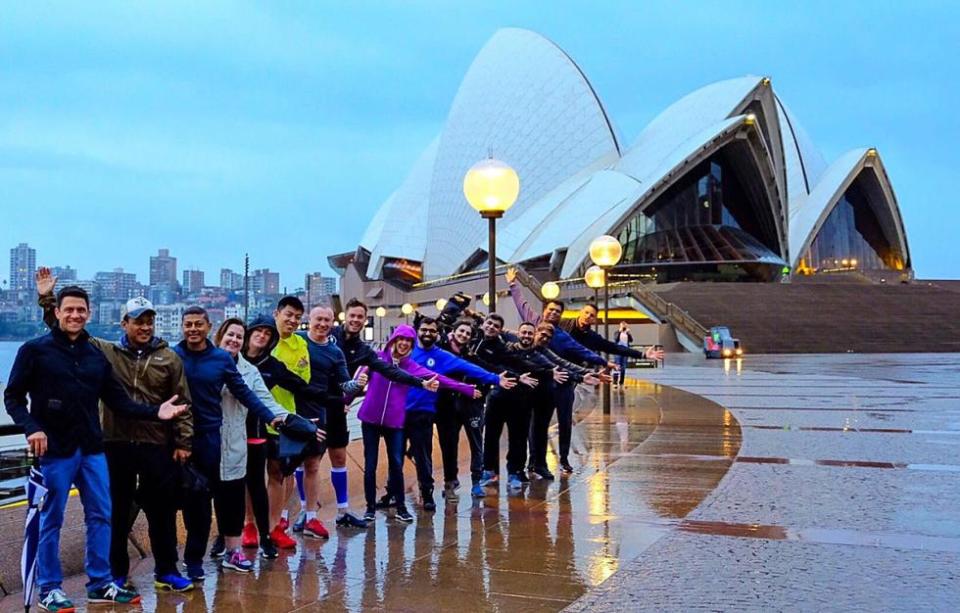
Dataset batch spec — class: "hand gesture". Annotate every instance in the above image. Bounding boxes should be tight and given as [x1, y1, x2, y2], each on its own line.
[158, 395, 190, 420]
[269, 413, 287, 428]
[357, 372, 369, 388]
[518, 372, 538, 388]
[645, 346, 665, 361]
[422, 375, 440, 392]
[606, 361, 619, 371]
[172, 448, 191, 463]
[498, 371, 518, 390]
[505, 267, 517, 284]
[596, 370, 613, 384]
[472, 387, 483, 399]
[306, 418, 327, 442]
[552, 366, 569, 384]
[36, 267, 57, 296]
[27, 431, 47, 457]
[583, 373, 602, 386]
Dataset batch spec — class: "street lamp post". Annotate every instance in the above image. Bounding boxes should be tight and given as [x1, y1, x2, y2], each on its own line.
[375, 306, 386, 343]
[401, 302, 413, 325]
[464, 158, 519, 313]
[589, 235, 623, 415]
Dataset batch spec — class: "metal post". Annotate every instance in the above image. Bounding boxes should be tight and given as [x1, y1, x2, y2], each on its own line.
[602, 268, 611, 415]
[243, 253, 249, 321]
[488, 216, 497, 313]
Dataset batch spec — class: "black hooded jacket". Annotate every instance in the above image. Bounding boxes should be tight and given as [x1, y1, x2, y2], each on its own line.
[243, 314, 325, 438]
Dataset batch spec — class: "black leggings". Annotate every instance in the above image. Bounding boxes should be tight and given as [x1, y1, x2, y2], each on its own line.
[246, 442, 270, 541]
[183, 468, 245, 563]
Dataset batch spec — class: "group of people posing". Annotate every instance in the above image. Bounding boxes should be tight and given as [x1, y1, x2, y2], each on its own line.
[4, 267, 661, 612]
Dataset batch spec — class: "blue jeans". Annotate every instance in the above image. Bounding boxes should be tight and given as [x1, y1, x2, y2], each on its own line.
[38, 450, 113, 593]
[616, 353, 630, 384]
[361, 422, 405, 508]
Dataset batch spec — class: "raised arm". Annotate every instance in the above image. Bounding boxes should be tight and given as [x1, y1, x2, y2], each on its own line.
[506, 267, 540, 325]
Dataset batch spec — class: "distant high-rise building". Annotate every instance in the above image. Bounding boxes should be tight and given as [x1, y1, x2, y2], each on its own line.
[305, 273, 337, 306]
[252, 269, 280, 297]
[50, 266, 77, 282]
[182, 269, 205, 295]
[155, 303, 186, 341]
[10, 243, 36, 291]
[95, 268, 140, 301]
[220, 268, 244, 291]
[149, 248, 177, 286]
[72, 280, 101, 302]
[148, 282, 179, 306]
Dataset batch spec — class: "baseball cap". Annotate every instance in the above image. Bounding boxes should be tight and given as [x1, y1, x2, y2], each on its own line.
[123, 296, 156, 319]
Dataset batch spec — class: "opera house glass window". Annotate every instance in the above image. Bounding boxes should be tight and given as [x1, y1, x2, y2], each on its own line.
[798, 179, 904, 274]
[616, 151, 786, 281]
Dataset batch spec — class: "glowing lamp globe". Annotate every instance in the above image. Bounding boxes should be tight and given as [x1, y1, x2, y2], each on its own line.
[482, 292, 493, 306]
[375, 306, 387, 318]
[337, 311, 346, 322]
[540, 282, 560, 300]
[401, 303, 414, 315]
[435, 298, 447, 311]
[589, 235, 623, 268]
[463, 158, 519, 218]
[584, 265, 605, 289]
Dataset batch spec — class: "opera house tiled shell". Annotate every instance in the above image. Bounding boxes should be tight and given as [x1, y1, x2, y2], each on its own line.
[356, 28, 911, 283]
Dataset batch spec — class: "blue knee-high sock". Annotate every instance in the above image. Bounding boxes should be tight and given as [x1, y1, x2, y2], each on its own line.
[331, 467, 348, 510]
[295, 466, 306, 507]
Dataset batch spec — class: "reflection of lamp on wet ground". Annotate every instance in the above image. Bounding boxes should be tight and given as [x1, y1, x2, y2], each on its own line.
[401, 302, 413, 324]
[589, 235, 623, 415]
[464, 157, 519, 314]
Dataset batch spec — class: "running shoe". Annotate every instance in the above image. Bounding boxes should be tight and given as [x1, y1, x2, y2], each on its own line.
[38, 589, 75, 612]
[421, 488, 436, 511]
[395, 506, 414, 523]
[443, 482, 458, 501]
[154, 572, 193, 592]
[87, 583, 141, 605]
[532, 466, 555, 481]
[517, 470, 530, 483]
[479, 471, 499, 487]
[185, 563, 205, 582]
[112, 576, 134, 591]
[209, 535, 225, 558]
[507, 473, 523, 490]
[241, 522, 258, 548]
[222, 550, 253, 573]
[278, 516, 289, 531]
[336, 511, 368, 529]
[260, 539, 279, 560]
[470, 484, 485, 498]
[375, 493, 398, 509]
[363, 506, 376, 522]
[303, 518, 330, 539]
[559, 461, 574, 474]
[269, 525, 297, 549]
[291, 510, 307, 533]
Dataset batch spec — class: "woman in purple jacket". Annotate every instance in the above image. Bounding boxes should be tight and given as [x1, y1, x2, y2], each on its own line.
[357, 325, 477, 523]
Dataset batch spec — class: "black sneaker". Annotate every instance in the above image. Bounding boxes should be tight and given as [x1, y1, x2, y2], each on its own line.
[363, 506, 376, 522]
[209, 535, 225, 558]
[87, 583, 141, 605]
[260, 539, 279, 559]
[517, 470, 530, 483]
[421, 488, 436, 511]
[559, 461, 574, 474]
[395, 506, 414, 523]
[532, 466, 555, 480]
[336, 511, 368, 529]
[375, 493, 397, 509]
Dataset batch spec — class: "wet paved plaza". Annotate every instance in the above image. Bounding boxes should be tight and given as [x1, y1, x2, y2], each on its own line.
[3, 353, 959, 611]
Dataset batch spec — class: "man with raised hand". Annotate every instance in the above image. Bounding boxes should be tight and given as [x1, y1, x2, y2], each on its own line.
[505, 267, 611, 477]
[329, 298, 439, 524]
[297, 305, 367, 534]
[5, 285, 188, 612]
[36, 268, 195, 595]
[405, 316, 516, 510]
[561, 303, 664, 378]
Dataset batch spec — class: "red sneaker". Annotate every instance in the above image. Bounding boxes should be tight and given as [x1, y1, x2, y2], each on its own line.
[241, 522, 258, 548]
[303, 518, 329, 539]
[270, 525, 296, 550]
[278, 516, 289, 531]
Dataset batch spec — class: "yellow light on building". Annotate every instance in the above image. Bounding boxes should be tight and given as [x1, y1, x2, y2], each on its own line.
[463, 158, 520, 218]
[401, 303, 414, 315]
[435, 298, 447, 311]
[589, 235, 622, 268]
[375, 306, 386, 318]
[744, 113, 757, 126]
[540, 281, 560, 300]
[584, 265, 605, 289]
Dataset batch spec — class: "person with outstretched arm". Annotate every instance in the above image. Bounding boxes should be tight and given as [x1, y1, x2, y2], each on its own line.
[5, 285, 188, 612]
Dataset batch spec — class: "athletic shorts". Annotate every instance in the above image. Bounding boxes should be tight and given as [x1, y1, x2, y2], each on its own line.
[324, 402, 350, 449]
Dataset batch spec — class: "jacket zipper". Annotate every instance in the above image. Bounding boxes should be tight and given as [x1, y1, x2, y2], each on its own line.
[380, 380, 392, 425]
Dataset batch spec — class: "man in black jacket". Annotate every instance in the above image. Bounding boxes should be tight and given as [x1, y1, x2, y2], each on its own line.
[4, 286, 187, 611]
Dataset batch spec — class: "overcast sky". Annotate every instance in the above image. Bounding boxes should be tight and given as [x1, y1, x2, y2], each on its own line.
[2, 0, 957, 289]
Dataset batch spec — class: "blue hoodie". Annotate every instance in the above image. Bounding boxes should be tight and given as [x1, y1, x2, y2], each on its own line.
[406, 343, 499, 413]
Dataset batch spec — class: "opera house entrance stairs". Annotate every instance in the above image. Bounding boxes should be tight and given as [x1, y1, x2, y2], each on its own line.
[636, 281, 960, 354]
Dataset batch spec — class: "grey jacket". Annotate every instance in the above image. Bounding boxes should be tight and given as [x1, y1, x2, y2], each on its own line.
[219, 355, 286, 480]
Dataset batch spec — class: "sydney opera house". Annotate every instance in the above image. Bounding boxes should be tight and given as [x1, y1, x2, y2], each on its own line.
[331, 28, 912, 314]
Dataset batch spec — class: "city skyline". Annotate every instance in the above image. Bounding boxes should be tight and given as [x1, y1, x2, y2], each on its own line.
[2, 2, 958, 283]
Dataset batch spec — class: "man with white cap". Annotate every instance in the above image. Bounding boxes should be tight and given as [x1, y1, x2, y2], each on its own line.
[36, 268, 195, 594]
